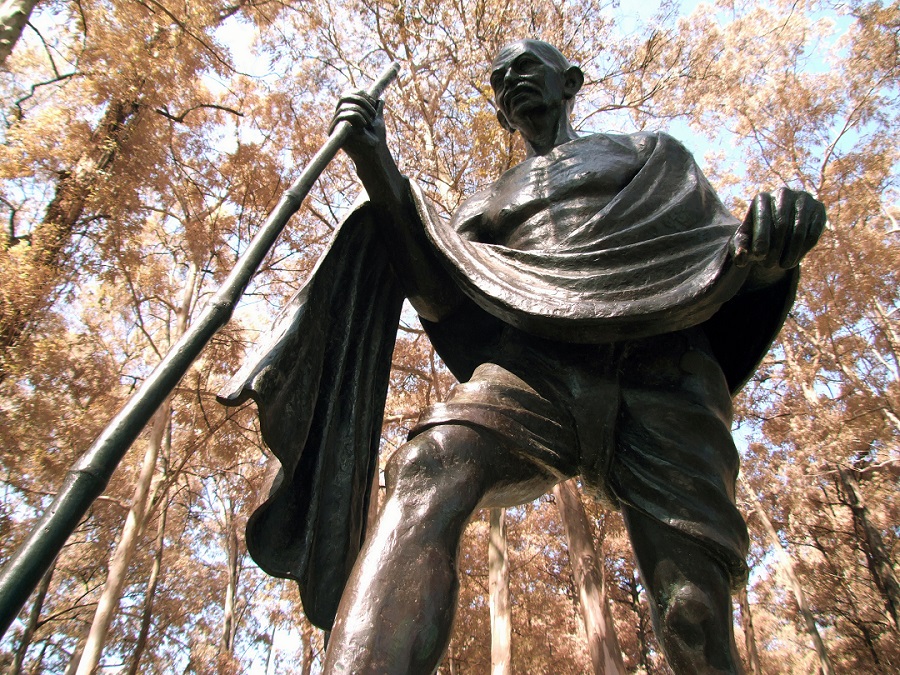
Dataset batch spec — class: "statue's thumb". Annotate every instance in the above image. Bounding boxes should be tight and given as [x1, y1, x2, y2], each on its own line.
[731, 214, 753, 267]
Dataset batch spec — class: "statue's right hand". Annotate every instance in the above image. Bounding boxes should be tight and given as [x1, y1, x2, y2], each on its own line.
[330, 90, 387, 165]
[330, 90, 406, 206]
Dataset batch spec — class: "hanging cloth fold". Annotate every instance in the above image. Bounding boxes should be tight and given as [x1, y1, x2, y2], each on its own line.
[218, 202, 404, 630]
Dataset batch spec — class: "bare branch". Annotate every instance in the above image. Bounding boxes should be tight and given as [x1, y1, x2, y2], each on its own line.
[154, 103, 244, 124]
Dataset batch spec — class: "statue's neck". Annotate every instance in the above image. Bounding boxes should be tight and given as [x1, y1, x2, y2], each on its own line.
[523, 115, 579, 157]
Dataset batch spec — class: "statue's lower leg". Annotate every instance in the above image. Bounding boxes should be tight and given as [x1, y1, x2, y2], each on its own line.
[324, 424, 556, 674]
[623, 506, 745, 675]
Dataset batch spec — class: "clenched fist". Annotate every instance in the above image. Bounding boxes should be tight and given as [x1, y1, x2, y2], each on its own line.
[732, 188, 826, 271]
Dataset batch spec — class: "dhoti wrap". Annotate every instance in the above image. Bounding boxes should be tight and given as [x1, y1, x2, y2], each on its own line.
[412, 326, 749, 587]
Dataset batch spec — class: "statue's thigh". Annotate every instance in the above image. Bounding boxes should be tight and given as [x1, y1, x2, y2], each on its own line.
[609, 330, 749, 587]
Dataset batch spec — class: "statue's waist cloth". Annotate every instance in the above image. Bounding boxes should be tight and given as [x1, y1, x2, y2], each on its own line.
[412, 326, 749, 589]
[217, 131, 797, 629]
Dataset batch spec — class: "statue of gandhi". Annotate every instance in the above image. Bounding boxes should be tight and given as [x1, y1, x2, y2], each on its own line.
[219, 39, 825, 674]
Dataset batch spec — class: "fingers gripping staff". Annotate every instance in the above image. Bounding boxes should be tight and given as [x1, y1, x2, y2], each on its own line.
[282, 62, 400, 211]
[331, 91, 381, 138]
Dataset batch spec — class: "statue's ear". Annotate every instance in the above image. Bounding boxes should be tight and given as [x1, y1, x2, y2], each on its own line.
[563, 66, 584, 98]
[496, 109, 515, 132]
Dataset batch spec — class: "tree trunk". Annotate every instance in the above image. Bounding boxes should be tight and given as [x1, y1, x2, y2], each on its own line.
[72, 404, 170, 675]
[837, 466, 900, 630]
[63, 639, 84, 675]
[73, 264, 195, 675]
[745, 480, 835, 675]
[0, 98, 141, 371]
[7, 557, 55, 675]
[125, 499, 168, 675]
[447, 644, 458, 675]
[553, 480, 625, 675]
[626, 569, 653, 673]
[299, 622, 314, 675]
[489, 507, 512, 675]
[219, 498, 240, 656]
[25, 641, 48, 675]
[737, 587, 763, 675]
[0, 0, 39, 65]
[263, 620, 276, 675]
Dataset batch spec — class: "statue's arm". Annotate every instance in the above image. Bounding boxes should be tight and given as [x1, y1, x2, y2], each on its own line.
[331, 92, 464, 323]
[730, 187, 827, 292]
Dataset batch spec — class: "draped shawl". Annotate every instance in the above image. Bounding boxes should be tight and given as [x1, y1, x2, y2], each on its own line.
[218, 131, 797, 630]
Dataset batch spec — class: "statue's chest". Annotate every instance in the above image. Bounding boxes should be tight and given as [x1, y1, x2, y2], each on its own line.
[480, 149, 638, 250]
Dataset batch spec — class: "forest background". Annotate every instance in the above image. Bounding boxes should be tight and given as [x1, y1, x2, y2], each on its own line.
[0, 0, 897, 672]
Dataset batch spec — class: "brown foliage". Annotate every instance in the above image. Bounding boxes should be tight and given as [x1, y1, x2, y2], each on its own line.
[0, 0, 897, 672]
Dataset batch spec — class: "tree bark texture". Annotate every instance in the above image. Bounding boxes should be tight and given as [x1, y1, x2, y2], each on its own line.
[489, 507, 512, 675]
[219, 498, 240, 657]
[737, 586, 763, 675]
[837, 466, 900, 630]
[125, 501, 167, 675]
[73, 403, 171, 675]
[0, 0, 39, 65]
[553, 479, 626, 675]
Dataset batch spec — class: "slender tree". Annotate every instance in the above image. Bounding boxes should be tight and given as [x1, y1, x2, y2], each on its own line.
[125, 498, 167, 675]
[837, 465, 900, 630]
[6, 559, 54, 675]
[744, 478, 836, 675]
[488, 507, 512, 675]
[737, 587, 764, 675]
[553, 480, 625, 674]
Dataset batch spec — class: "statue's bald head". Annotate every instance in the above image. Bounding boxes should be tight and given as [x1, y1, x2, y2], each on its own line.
[490, 40, 584, 137]
[491, 39, 573, 75]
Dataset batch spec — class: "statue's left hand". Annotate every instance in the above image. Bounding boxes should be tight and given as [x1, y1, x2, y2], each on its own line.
[731, 188, 826, 270]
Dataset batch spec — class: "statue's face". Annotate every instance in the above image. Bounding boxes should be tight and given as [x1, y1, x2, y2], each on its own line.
[490, 41, 570, 133]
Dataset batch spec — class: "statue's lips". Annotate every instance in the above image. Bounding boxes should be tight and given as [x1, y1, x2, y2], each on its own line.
[503, 83, 543, 111]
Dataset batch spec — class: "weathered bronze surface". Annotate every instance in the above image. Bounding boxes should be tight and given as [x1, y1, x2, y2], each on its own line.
[219, 40, 825, 674]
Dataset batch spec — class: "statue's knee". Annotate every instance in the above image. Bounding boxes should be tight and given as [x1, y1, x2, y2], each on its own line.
[658, 582, 743, 673]
[661, 583, 715, 651]
[385, 426, 482, 499]
[385, 436, 442, 487]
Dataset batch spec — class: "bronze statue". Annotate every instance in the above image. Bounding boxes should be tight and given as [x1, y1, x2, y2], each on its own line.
[218, 40, 825, 674]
